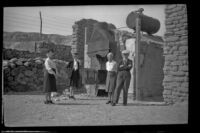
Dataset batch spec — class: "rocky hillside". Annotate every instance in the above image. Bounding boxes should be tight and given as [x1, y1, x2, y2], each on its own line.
[3, 31, 72, 52]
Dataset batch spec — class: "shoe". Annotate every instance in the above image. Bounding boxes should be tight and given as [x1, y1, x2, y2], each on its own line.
[69, 96, 76, 100]
[111, 103, 116, 106]
[49, 100, 54, 104]
[106, 101, 111, 104]
[44, 100, 50, 104]
[123, 103, 127, 106]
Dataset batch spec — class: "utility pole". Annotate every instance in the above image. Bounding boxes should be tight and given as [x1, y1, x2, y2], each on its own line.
[135, 9, 143, 101]
[39, 11, 42, 37]
[35, 11, 42, 53]
[83, 27, 88, 84]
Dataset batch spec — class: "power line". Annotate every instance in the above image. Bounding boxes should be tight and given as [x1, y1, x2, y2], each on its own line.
[5, 11, 77, 23]
[4, 14, 75, 26]
[4, 18, 73, 33]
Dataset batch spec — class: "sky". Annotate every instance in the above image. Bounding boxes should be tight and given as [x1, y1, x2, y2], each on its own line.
[3, 5, 166, 36]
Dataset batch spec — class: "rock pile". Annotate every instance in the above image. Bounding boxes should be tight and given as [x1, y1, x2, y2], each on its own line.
[163, 4, 188, 103]
[3, 57, 71, 93]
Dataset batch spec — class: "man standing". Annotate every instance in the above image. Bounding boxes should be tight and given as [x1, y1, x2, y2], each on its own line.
[67, 52, 81, 100]
[112, 50, 132, 106]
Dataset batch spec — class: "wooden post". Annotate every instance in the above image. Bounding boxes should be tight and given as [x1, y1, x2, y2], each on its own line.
[135, 14, 141, 101]
[39, 11, 42, 37]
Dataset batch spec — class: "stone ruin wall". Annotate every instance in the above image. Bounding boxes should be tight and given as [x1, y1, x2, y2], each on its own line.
[71, 19, 98, 67]
[3, 58, 71, 93]
[163, 4, 188, 103]
[3, 42, 74, 93]
[3, 42, 72, 61]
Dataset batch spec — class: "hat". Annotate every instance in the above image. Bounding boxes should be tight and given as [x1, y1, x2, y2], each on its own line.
[122, 50, 130, 54]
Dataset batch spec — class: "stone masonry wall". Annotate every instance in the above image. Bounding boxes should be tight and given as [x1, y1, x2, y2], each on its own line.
[36, 41, 72, 61]
[163, 4, 188, 103]
[3, 57, 71, 93]
[4, 42, 72, 62]
[3, 48, 45, 60]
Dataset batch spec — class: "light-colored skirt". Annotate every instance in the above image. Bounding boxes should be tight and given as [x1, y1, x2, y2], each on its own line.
[106, 71, 117, 93]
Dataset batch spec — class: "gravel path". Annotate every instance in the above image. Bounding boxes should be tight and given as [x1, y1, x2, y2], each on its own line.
[3, 94, 188, 127]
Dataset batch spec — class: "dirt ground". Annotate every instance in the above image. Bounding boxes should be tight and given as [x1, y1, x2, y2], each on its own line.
[3, 93, 188, 127]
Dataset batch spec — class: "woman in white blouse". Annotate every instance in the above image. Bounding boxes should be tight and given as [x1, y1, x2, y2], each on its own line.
[105, 52, 117, 104]
[43, 49, 58, 104]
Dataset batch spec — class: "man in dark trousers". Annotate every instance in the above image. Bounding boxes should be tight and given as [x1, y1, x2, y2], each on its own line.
[67, 52, 81, 100]
[112, 50, 132, 106]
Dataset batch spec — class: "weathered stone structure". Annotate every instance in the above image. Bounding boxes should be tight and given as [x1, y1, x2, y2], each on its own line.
[162, 4, 188, 103]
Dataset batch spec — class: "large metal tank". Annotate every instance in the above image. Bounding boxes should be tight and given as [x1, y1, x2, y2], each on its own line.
[126, 11, 160, 35]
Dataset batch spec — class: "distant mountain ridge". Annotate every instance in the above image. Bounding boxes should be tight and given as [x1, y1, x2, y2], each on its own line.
[3, 31, 72, 52]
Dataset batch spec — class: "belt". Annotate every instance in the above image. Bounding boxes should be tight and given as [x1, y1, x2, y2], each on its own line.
[118, 70, 130, 72]
[108, 71, 116, 73]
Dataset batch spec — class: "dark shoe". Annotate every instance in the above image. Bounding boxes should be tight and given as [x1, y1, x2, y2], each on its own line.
[111, 103, 116, 106]
[49, 100, 54, 104]
[44, 100, 50, 104]
[123, 103, 127, 106]
[69, 96, 76, 100]
[106, 101, 111, 104]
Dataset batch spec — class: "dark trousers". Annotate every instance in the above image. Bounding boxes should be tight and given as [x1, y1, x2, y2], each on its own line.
[113, 71, 131, 105]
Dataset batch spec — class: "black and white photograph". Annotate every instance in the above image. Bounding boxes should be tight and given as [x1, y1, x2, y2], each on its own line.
[2, 4, 188, 127]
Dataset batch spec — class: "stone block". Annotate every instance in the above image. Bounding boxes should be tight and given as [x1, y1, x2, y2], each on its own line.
[169, 71, 185, 76]
[179, 46, 188, 51]
[24, 70, 34, 76]
[163, 76, 174, 82]
[178, 55, 188, 60]
[175, 30, 187, 35]
[179, 65, 188, 71]
[165, 36, 179, 42]
[171, 61, 182, 66]
[181, 82, 189, 88]
[165, 55, 177, 61]
[179, 18, 187, 23]
[9, 62, 16, 68]
[176, 87, 188, 93]
[166, 24, 176, 29]
[167, 4, 177, 9]
[174, 77, 185, 82]
[15, 60, 23, 66]
[163, 89, 172, 95]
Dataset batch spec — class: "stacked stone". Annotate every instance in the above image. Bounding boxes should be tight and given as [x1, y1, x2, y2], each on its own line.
[3, 58, 71, 93]
[3, 48, 45, 60]
[3, 57, 45, 92]
[36, 41, 72, 61]
[163, 4, 188, 104]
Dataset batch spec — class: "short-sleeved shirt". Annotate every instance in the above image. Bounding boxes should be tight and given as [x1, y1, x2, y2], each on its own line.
[106, 60, 117, 72]
[44, 57, 56, 74]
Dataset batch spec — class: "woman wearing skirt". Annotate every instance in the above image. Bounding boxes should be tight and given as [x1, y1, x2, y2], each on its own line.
[106, 52, 117, 104]
[66, 52, 80, 100]
[43, 49, 57, 104]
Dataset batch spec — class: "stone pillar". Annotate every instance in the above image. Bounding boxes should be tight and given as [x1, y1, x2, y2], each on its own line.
[163, 4, 188, 104]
